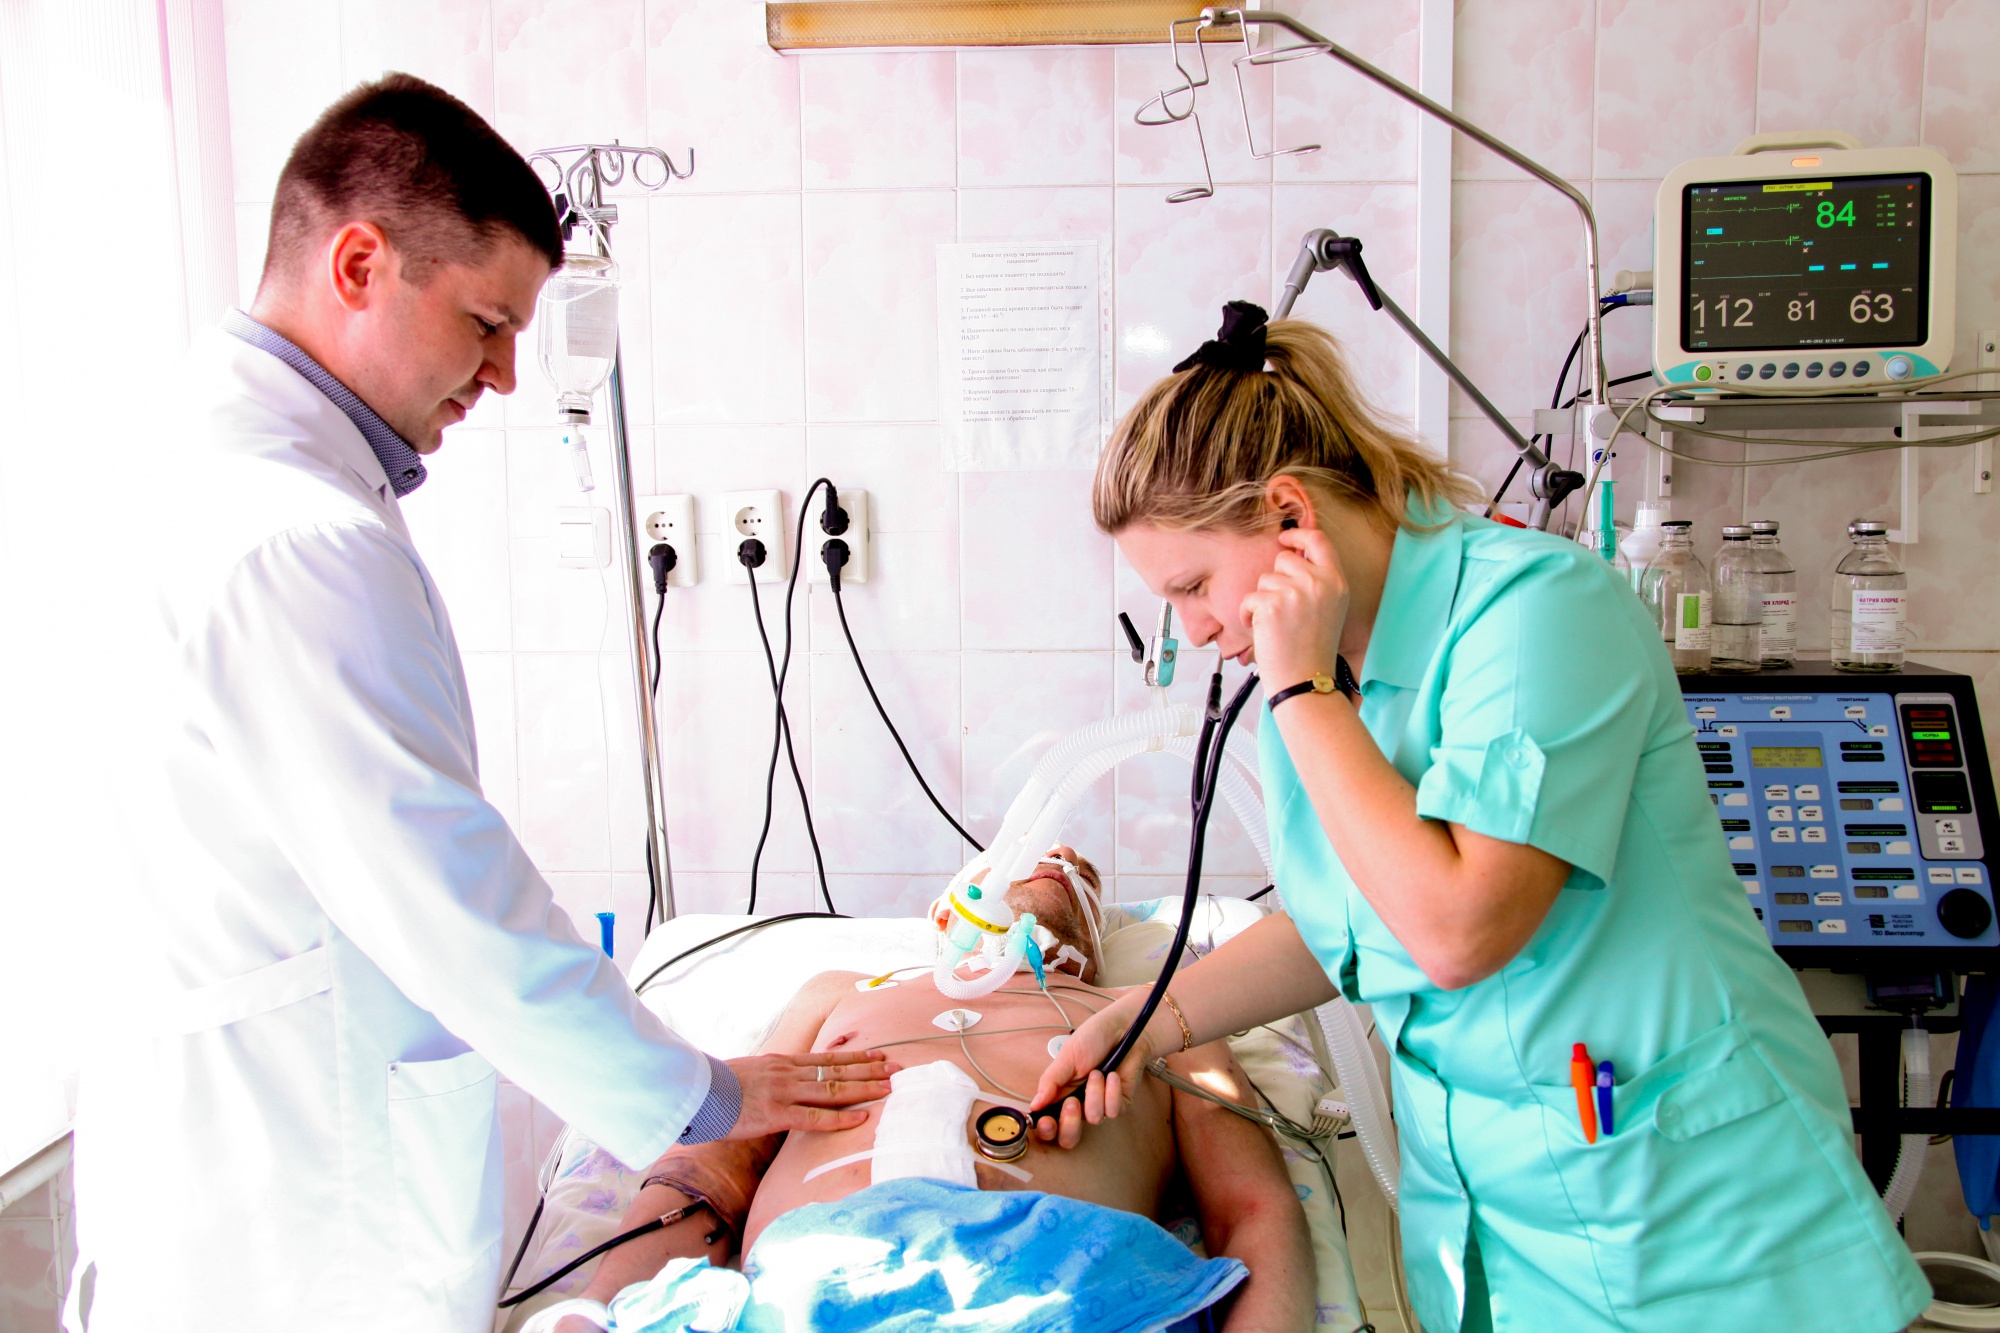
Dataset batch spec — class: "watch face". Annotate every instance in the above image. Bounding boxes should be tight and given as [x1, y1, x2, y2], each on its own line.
[1313, 673, 1336, 692]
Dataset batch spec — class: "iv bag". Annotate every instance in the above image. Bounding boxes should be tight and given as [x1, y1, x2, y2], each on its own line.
[537, 253, 620, 420]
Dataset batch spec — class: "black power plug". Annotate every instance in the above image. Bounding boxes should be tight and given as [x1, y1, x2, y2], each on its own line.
[820, 484, 849, 537]
[648, 543, 677, 595]
[821, 538, 850, 592]
[737, 537, 767, 570]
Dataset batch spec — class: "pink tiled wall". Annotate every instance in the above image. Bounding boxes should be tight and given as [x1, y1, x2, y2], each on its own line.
[8, 2, 1977, 1325]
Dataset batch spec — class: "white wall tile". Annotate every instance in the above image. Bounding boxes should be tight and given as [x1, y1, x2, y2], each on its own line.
[802, 190, 957, 423]
[958, 470, 1114, 652]
[1114, 184, 1273, 409]
[1595, 0, 1759, 180]
[961, 651, 1117, 865]
[493, 0, 648, 160]
[463, 651, 522, 829]
[800, 52, 957, 190]
[959, 49, 1114, 189]
[1758, 0, 1926, 152]
[1924, 0, 2000, 172]
[222, 0, 341, 203]
[1273, 0, 1421, 184]
[646, 0, 801, 195]
[809, 650, 965, 875]
[512, 652, 614, 872]
[807, 424, 957, 533]
[1113, 44, 1271, 190]
[649, 192, 805, 426]
[1452, 0, 1595, 182]
[340, 0, 496, 119]
[1272, 182, 1420, 424]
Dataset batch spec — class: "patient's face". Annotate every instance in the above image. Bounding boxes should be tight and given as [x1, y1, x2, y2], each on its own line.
[1002, 845, 1102, 984]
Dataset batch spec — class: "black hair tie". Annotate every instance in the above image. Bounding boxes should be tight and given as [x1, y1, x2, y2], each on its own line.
[1172, 300, 1269, 374]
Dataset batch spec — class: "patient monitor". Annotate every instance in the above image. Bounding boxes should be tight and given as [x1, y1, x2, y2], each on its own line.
[1652, 132, 1958, 387]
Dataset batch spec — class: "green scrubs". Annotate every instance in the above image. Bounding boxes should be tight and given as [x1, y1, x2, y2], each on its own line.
[1259, 505, 1929, 1331]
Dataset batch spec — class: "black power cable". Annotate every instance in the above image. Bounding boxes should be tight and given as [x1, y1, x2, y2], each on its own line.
[742, 538, 830, 914]
[644, 543, 676, 937]
[633, 910, 849, 996]
[819, 505, 983, 853]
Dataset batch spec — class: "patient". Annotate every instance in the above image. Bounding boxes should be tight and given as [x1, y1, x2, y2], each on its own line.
[548, 847, 1314, 1332]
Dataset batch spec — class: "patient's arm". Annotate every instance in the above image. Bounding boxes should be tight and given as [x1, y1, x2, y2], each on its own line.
[568, 971, 869, 1311]
[1169, 1042, 1317, 1333]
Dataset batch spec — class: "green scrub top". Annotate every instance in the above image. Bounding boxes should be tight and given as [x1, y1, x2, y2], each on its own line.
[1259, 505, 1929, 1332]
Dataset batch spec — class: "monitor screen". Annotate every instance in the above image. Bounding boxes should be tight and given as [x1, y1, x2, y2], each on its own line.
[1680, 173, 1929, 353]
[1751, 745, 1824, 769]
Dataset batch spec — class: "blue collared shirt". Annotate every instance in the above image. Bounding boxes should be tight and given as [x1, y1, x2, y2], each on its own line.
[222, 309, 429, 498]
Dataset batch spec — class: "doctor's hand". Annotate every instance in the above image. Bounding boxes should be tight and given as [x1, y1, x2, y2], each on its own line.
[724, 1050, 896, 1139]
[1240, 524, 1350, 690]
[1027, 987, 1172, 1149]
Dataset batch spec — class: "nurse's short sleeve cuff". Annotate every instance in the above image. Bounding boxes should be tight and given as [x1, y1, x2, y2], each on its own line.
[678, 1054, 740, 1144]
[1416, 728, 1620, 889]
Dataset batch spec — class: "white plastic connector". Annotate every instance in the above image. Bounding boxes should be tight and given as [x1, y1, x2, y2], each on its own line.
[722, 488, 787, 584]
[808, 488, 871, 585]
[554, 506, 611, 569]
[637, 494, 698, 587]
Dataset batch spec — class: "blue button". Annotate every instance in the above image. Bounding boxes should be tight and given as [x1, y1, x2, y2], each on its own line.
[1886, 355, 1914, 380]
[1829, 362, 1847, 378]
[1735, 363, 1754, 380]
[1806, 362, 1823, 378]
[1782, 362, 1800, 379]
[1758, 363, 1777, 379]
[1852, 360, 1872, 377]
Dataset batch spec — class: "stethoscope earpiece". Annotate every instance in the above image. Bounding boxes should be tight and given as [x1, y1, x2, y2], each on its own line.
[1280, 516, 1299, 531]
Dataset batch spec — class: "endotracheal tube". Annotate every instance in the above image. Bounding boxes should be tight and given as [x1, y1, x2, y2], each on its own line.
[536, 253, 620, 492]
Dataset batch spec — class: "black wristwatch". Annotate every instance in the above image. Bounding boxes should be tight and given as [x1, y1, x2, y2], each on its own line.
[1268, 656, 1357, 710]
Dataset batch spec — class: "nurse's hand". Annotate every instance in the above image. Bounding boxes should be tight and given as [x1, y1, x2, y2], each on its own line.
[1241, 525, 1350, 688]
[724, 1050, 897, 1138]
[1027, 988, 1172, 1148]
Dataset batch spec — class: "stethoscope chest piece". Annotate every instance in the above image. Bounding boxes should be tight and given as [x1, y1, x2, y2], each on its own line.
[975, 1106, 1031, 1162]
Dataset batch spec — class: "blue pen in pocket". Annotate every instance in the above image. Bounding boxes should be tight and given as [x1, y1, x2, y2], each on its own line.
[1595, 1060, 1615, 1136]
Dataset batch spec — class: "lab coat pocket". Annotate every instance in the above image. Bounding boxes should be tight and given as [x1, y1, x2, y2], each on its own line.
[387, 1051, 504, 1317]
[1566, 1026, 1837, 1311]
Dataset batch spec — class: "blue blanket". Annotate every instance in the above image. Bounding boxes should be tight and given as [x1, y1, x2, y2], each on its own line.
[605, 1178, 1247, 1333]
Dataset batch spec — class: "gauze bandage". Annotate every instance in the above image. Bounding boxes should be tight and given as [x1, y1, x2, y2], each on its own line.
[800, 1061, 1030, 1186]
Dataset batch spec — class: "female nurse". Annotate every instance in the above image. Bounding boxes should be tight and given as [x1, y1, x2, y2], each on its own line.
[1034, 303, 1929, 1332]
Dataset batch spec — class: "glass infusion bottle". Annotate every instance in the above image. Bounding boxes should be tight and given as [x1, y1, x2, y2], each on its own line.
[1642, 519, 1711, 674]
[1830, 519, 1906, 673]
[1748, 520, 1798, 668]
[1710, 525, 1761, 674]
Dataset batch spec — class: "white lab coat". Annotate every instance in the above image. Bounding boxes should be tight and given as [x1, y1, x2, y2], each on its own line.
[69, 329, 710, 1332]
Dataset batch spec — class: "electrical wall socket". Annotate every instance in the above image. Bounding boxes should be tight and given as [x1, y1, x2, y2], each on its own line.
[807, 487, 870, 585]
[721, 488, 787, 583]
[636, 494, 698, 587]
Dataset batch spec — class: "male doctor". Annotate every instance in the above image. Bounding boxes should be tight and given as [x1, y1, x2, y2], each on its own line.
[70, 74, 889, 1332]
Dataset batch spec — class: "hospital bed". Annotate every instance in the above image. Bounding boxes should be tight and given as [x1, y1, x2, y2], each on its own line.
[500, 895, 1372, 1332]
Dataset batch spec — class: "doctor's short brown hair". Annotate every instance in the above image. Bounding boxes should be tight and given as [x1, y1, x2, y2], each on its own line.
[1093, 319, 1480, 536]
[260, 72, 561, 290]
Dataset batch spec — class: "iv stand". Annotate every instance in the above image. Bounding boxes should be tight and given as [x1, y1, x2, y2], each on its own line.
[531, 141, 693, 926]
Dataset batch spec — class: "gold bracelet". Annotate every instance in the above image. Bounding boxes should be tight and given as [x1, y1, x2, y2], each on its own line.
[1162, 992, 1194, 1053]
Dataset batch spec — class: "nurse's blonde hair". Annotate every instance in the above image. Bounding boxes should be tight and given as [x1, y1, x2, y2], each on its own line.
[1092, 319, 1479, 535]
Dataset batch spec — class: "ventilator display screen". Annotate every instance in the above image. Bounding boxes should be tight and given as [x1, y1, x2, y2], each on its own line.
[1752, 745, 1824, 768]
[1681, 173, 1929, 352]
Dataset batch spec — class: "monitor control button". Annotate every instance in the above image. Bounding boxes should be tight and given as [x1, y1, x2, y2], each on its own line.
[1735, 363, 1754, 381]
[1758, 363, 1777, 379]
[1806, 361, 1823, 378]
[1782, 362, 1801, 379]
[1852, 360, 1872, 377]
[1829, 361, 1847, 378]
[1939, 887, 1993, 939]
[1886, 355, 1914, 380]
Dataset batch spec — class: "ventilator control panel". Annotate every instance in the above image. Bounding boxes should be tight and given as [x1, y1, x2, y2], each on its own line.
[1680, 663, 2000, 969]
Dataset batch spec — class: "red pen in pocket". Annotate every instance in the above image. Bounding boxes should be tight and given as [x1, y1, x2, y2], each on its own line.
[1571, 1043, 1599, 1144]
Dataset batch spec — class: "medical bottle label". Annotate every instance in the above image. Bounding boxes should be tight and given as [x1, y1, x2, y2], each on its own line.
[1758, 593, 1798, 654]
[1851, 590, 1906, 652]
[1674, 593, 1711, 650]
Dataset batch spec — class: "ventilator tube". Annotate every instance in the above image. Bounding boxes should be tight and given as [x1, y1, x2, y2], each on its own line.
[1881, 1025, 1932, 1223]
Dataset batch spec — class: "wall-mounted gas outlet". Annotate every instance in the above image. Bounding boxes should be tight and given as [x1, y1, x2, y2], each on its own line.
[636, 494, 698, 586]
[722, 488, 787, 584]
[807, 487, 871, 585]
